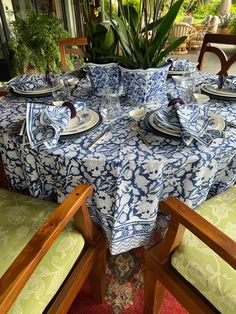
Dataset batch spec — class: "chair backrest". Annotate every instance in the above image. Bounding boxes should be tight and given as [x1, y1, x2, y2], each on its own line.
[59, 37, 88, 72]
[144, 191, 236, 313]
[182, 16, 195, 25]
[203, 15, 212, 26]
[197, 33, 236, 75]
[207, 15, 220, 33]
[0, 160, 106, 313]
[170, 23, 196, 39]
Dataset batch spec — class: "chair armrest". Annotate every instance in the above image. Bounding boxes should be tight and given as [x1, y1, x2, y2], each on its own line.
[149, 197, 236, 270]
[0, 183, 93, 313]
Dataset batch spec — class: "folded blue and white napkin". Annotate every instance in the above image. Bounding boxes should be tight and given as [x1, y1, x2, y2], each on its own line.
[26, 103, 71, 149]
[153, 104, 223, 146]
[169, 59, 198, 72]
[7, 74, 48, 91]
[204, 75, 236, 91]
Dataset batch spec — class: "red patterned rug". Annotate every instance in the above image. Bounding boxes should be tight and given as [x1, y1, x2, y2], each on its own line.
[68, 248, 188, 314]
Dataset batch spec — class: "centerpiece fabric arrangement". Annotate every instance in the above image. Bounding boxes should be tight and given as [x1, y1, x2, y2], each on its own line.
[83, 0, 186, 104]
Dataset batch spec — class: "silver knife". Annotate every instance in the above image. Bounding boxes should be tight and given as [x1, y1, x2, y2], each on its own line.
[87, 127, 111, 149]
[225, 120, 236, 129]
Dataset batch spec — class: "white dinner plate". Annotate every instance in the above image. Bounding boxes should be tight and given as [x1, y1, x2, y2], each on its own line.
[62, 109, 99, 135]
[168, 69, 195, 76]
[149, 113, 181, 137]
[12, 81, 64, 95]
[201, 84, 236, 97]
[148, 111, 225, 137]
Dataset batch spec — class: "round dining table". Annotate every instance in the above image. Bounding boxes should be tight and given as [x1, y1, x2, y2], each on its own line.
[0, 71, 236, 255]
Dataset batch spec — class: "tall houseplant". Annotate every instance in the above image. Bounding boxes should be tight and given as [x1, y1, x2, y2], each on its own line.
[9, 12, 69, 75]
[109, 0, 187, 104]
[83, 0, 120, 95]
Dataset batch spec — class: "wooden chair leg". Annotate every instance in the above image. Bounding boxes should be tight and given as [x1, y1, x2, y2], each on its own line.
[144, 268, 165, 314]
[153, 281, 165, 314]
[89, 243, 107, 304]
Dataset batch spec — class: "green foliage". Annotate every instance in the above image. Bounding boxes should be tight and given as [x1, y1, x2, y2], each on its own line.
[175, 6, 187, 22]
[229, 17, 236, 33]
[83, 0, 118, 63]
[231, 4, 236, 14]
[193, 0, 221, 19]
[110, 0, 186, 69]
[9, 12, 69, 75]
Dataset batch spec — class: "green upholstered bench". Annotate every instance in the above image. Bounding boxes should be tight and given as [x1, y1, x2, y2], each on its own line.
[0, 185, 106, 313]
[144, 186, 236, 314]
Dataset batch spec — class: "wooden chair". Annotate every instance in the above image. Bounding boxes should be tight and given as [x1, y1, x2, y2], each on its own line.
[144, 187, 236, 313]
[0, 159, 106, 313]
[170, 23, 196, 54]
[59, 37, 88, 72]
[197, 33, 236, 75]
[207, 16, 220, 34]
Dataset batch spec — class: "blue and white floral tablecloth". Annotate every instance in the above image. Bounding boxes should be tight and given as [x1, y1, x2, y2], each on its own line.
[1, 72, 236, 255]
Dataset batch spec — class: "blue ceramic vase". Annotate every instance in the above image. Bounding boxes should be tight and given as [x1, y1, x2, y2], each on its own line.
[120, 63, 170, 105]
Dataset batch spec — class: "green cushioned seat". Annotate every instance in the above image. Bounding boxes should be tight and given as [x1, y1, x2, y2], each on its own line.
[171, 186, 236, 314]
[0, 188, 85, 314]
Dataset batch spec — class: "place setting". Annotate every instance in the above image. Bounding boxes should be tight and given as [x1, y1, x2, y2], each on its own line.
[200, 74, 236, 101]
[137, 97, 227, 147]
[168, 59, 198, 76]
[7, 74, 63, 97]
[6, 72, 82, 98]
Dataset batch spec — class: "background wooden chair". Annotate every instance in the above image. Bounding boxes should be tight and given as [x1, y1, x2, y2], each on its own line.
[182, 16, 195, 25]
[207, 16, 220, 34]
[0, 159, 106, 313]
[59, 37, 88, 72]
[197, 33, 236, 76]
[170, 23, 197, 54]
[144, 187, 236, 313]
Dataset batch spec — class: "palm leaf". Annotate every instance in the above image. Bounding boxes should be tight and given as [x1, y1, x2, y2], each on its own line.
[148, 0, 184, 62]
[153, 36, 187, 65]
[122, 4, 139, 32]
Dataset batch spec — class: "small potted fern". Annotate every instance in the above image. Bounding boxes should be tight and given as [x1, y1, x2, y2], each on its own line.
[9, 12, 69, 75]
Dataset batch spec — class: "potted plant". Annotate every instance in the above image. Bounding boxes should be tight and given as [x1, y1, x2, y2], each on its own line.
[109, 0, 187, 105]
[9, 12, 69, 75]
[83, 0, 119, 96]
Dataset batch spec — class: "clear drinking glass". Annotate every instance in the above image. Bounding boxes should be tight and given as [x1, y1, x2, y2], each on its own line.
[52, 80, 68, 101]
[180, 70, 197, 103]
[101, 93, 121, 123]
[101, 84, 122, 123]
